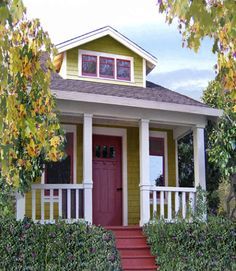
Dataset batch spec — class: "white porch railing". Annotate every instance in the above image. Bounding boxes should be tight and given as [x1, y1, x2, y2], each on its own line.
[31, 184, 84, 223]
[150, 186, 197, 221]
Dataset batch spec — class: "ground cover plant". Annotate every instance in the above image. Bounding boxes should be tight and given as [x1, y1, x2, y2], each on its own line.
[0, 217, 121, 271]
[144, 216, 236, 271]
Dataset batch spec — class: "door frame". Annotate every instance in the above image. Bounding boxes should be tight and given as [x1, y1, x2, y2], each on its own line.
[93, 127, 128, 226]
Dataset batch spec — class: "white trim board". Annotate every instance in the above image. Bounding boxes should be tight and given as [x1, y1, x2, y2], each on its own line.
[53, 89, 222, 117]
[56, 26, 157, 70]
[150, 131, 168, 187]
[93, 126, 128, 226]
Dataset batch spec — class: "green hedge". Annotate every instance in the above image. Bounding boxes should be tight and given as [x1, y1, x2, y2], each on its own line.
[0, 217, 121, 271]
[144, 216, 236, 271]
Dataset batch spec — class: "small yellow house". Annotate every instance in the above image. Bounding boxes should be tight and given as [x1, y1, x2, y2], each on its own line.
[16, 26, 221, 226]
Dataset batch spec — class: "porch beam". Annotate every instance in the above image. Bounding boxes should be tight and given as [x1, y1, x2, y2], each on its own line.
[139, 119, 150, 226]
[193, 126, 206, 189]
[83, 113, 93, 223]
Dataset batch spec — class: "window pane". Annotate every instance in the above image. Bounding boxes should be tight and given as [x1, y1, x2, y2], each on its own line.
[82, 55, 97, 76]
[109, 146, 115, 158]
[150, 155, 164, 186]
[99, 57, 114, 78]
[117, 59, 130, 80]
[95, 145, 101, 158]
[102, 146, 108, 158]
[150, 137, 164, 156]
[46, 156, 71, 184]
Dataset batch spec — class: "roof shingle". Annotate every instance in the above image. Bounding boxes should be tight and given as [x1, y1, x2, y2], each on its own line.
[50, 73, 208, 108]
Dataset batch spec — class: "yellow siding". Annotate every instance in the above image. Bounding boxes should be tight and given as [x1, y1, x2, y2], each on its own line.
[127, 127, 140, 225]
[66, 35, 144, 87]
[25, 124, 176, 225]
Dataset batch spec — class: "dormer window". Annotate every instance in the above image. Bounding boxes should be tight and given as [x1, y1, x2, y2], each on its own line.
[117, 59, 130, 81]
[82, 55, 97, 76]
[79, 50, 134, 82]
[99, 57, 114, 78]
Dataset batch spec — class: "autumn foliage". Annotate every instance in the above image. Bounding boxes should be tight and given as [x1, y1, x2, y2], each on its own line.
[158, 0, 236, 111]
[0, 0, 65, 192]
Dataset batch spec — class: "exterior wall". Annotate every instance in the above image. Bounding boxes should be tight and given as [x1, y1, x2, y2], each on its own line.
[25, 124, 176, 225]
[66, 35, 144, 87]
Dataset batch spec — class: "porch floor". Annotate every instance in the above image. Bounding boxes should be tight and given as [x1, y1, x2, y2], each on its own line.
[105, 226, 158, 271]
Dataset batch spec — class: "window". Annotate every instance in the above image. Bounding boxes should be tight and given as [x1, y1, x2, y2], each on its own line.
[149, 137, 165, 186]
[79, 50, 133, 81]
[99, 57, 114, 78]
[45, 132, 74, 185]
[82, 55, 97, 76]
[117, 59, 130, 81]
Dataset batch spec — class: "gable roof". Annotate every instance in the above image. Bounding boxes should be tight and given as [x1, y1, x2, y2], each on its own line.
[56, 26, 157, 73]
[50, 72, 222, 117]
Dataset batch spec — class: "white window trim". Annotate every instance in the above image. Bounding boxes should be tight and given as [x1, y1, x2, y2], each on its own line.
[41, 124, 77, 185]
[93, 126, 128, 226]
[149, 131, 168, 187]
[78, 49, 134, 83]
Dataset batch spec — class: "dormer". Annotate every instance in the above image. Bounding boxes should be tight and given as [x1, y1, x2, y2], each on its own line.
[54, 26, 157, 88]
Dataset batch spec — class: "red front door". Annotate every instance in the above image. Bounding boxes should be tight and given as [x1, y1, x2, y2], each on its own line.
[93, 135, 122, 226]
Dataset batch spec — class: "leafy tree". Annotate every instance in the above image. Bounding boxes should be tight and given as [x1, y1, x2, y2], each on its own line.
[202, 80, 236, 219]
[178, 132, 194, 188]
[0, 0, 65, 214]
[158, 0, 236, 111]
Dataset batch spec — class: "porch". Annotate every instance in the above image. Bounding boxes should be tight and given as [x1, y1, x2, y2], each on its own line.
[16, 111, 206, 226]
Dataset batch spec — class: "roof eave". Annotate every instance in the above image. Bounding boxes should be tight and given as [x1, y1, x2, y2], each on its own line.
[51, 89, 223, 118]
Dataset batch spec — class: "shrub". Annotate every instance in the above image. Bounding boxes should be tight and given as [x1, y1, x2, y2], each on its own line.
[0, 217, 121, 271]
[144, 216, 236, 271]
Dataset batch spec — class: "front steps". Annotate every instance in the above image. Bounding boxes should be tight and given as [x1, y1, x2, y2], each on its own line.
[106, 226, 157, 271]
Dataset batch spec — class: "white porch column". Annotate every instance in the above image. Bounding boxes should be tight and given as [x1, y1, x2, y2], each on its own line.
[16, 193, 25, 220]
[193, 126, 206, 189]
[139, 119, 150, 226]
[83, 114, 93, 223]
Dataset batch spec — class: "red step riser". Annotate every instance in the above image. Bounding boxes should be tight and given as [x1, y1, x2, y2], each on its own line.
[116, 238, 147, 247]
[123, 269, 157, 271]
[119, 248, 152, 257]
[122, 257, 156, 266]
[112, 230, 144, 238]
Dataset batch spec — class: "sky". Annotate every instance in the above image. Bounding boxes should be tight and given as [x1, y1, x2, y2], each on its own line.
[23, 0, 217, 101]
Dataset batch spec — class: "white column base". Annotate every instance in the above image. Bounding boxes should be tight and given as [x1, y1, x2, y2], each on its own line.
[16, 193, 25, 220]
[83, 182, 93, 224]
[139, 185, 151, 226]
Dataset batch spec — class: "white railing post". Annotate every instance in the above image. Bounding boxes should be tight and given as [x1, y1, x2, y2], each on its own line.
[139, 119, 150, 226]
[83, 113, 93, 224]
[16, 192, 26, 220]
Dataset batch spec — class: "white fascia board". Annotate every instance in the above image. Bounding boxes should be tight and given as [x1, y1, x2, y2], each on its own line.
[52, 89, 223, 117]
[56, 26, 157, 68]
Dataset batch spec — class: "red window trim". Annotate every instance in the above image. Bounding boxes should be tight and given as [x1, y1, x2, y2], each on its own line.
[99, 56, 115, 79]
[82, 54, 97, 77]
[116, 59, 131, 81]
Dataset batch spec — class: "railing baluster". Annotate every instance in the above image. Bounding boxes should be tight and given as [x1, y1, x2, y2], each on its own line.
[67, 189, 71, 220]
[76, 189, 79, 220]
[32, 189, 36, 221]
[58, 189, 62, 218]
[167, 191, 172, 221]
[189, 192, 195, 215]
[40, 189, 44, 223]
[175, 191, 179, 218]
[153, 191, 157, 217]
[182, 192, 186, 219]
[50, 189, 53, 221]
[160, 191, 164, 218]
